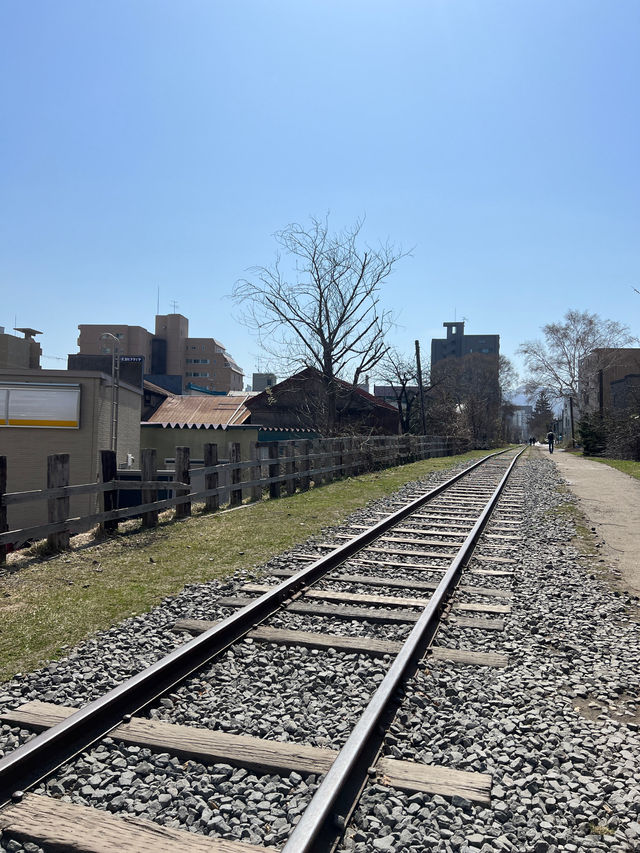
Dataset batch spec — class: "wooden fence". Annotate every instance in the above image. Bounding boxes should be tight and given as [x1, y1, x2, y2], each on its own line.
[0, 434, 463, 562]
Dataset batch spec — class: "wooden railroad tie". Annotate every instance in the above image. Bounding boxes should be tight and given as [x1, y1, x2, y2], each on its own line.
[265, 567, 514, 598]
[215, 596, 507, 628]
[172, 621, 509, 667]
[0, 792, 275, 853]
[2, 703, 493, 810]
[241, 584, 511, 615]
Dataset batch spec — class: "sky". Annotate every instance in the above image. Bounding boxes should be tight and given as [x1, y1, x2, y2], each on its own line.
[1, 0, 639, 391]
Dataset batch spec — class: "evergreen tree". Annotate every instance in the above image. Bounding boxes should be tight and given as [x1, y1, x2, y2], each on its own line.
[530, 390, 554, 438]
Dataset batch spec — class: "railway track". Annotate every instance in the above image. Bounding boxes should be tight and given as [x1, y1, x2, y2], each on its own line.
[0, 447, 526, 852]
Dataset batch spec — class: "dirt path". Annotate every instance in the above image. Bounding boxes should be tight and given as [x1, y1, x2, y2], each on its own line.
[543, 446, 640, 596]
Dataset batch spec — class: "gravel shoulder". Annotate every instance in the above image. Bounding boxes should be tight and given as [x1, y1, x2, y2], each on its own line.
[546, 448, 640, 596]
[1, 453, 639, 852]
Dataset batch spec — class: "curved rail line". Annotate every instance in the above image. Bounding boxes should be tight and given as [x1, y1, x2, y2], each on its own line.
[0, 446, 525, 850]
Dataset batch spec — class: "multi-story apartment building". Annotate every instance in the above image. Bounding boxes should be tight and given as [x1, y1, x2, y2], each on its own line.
[77, 313, 243, 394]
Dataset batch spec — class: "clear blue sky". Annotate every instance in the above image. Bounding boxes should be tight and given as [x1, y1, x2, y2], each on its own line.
[1, 0, 638, 387]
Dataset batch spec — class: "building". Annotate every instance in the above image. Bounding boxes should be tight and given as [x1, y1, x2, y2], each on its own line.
[373, 385, 419, 409]
[610, 374, 640, 411]
[252, 373, 277, 392]
[145, 391, 256, 428]
[0, 367, 141, 531]
[578, 349, 640, 416]
[77, 313, 243, 395]
[67, 353, 145, 388]
[431, 321, 499, 366]
[0, 327, 42, 370]
[505, 404, 533, 442]
[245, 368, 400, 435]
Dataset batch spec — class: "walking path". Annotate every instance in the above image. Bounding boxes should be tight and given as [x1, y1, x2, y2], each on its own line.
[541, 446, 640, 595]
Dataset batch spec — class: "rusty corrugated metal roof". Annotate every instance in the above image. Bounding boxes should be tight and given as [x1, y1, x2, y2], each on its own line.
[146, 393, 253, 426]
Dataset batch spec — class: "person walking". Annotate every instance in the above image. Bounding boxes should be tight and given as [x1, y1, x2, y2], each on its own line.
[547, 430, 555, 453]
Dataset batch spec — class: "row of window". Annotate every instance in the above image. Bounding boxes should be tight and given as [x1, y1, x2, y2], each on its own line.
[186, 344, 225, 353]
[186, 358, 210, 364]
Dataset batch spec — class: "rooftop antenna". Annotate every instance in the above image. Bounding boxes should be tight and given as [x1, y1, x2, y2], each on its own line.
[157, 286, 160, 315]
[170, 300, 179, 313]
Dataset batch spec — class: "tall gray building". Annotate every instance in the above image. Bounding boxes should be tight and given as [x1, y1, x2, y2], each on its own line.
[430, 321, 499, 366]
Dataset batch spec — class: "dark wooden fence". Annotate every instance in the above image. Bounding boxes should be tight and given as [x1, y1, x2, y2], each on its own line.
[0, 434, 463, 562]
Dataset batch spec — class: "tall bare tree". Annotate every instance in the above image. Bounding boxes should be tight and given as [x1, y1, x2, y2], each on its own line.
[233, 216, 407, 432]
[517, 309, 636, 403]
[377, 348, 419, 434]
[426, 353, 506, 448]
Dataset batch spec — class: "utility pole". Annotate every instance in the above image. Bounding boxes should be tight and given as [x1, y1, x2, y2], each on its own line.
[415, 340, 427, 436]
[569, 395, 575, 448]
[101, 333, 120, 462]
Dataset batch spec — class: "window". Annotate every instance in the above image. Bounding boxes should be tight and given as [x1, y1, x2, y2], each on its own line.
[186, 358, 210, 364]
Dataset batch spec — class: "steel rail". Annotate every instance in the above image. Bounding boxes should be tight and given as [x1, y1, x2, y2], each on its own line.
[0, 449, 509, 807]
[282, 446, 526, 853]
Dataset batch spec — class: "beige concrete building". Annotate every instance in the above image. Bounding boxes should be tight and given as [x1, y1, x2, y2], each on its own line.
[77, 313, 243, 394]
[0, 327, 42, 369]
[0, 368, 141, 531]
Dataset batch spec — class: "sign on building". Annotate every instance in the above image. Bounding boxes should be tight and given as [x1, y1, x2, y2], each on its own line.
[0, 383, 81, 428]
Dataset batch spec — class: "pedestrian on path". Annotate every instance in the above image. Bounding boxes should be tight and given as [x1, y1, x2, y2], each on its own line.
[547, 430, 555, 453]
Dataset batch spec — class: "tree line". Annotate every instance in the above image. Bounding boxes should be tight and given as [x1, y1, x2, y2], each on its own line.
[233, 215, 638, 455]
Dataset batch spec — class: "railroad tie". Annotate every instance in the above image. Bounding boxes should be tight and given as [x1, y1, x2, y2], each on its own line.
[171, 623, 510, 666]
[0, 792, 275, 853]
[2, 702, 492, 805]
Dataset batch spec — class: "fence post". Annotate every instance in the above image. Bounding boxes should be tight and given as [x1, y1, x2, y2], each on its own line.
[324, 439, 334, 483]
[175, 446, 191, 519]
[141, 448, 158, 528]
[204, 443, 219, 512]
[281, 442, 293, 497]
[250, 443, 262, 503]
[300, 440, 312, 492]
[0, 457, 7, 564]
[229, 442, 242, 506]
[351, 437, 358, 476]
[269, 442, 281, 499]
[100, 450, 118, 534]
[47, 453, 70, 551]
[336, 439, 345, 479]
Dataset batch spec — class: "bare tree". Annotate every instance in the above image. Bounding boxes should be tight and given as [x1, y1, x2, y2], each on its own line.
[517, 309, 636, 403]
[427, 353, 505, 448]
[376, 348, 419, 434]
[233, 216, 408, 432]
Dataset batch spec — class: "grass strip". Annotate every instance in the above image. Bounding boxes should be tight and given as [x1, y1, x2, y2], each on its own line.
[0, 450, 496, 682]
[586, 457, 640, 481]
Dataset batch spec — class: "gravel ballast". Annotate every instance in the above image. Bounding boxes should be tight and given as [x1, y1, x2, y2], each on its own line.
[0, 452, 638, 852]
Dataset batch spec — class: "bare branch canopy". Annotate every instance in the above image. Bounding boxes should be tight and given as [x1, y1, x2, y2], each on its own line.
[233, 216, 409, 431]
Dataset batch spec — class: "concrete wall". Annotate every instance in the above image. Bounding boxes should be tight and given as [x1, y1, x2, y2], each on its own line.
[0, 333, 40, 369]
